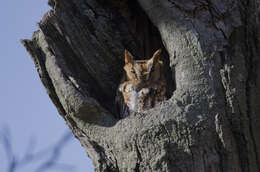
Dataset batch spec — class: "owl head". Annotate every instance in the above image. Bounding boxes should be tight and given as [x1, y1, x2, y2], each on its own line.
[123, 49, 163, 83]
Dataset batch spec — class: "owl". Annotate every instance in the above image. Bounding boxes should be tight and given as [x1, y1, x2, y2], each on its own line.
[116, 49, 166, 118]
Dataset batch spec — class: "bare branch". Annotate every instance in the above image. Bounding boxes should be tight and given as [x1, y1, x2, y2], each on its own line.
[0, 127, 75, 172]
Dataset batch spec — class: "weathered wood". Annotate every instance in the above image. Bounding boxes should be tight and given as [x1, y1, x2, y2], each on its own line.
[22, 0, 260, 171]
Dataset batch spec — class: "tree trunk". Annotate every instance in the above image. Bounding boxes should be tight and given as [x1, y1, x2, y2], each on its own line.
[22, 0, 260, 171]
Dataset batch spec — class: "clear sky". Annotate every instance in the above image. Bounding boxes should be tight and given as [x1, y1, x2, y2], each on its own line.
[0, 0, 94, 171]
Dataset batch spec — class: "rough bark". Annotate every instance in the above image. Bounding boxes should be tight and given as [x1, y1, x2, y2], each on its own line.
[22, 0, 260, 171]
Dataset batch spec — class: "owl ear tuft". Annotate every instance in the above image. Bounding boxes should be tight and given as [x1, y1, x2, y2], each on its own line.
[151, 49, 162, 62]
[125, 50, 134, 64]
[148, 49, 162, 66]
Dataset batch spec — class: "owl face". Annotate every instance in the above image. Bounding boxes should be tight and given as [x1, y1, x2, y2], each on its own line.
[124, 49, 162, 83]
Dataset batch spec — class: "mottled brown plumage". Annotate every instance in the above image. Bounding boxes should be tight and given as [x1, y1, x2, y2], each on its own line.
[116, 49, 166, 118]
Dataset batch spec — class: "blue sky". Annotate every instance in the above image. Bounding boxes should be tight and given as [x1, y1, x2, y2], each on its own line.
[0, 0, 94, 171]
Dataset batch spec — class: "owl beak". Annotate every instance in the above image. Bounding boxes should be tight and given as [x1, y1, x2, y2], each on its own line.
[138, 73, 149, 82]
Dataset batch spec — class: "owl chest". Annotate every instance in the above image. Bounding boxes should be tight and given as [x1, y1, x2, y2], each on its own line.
[120, 82, 166, 112]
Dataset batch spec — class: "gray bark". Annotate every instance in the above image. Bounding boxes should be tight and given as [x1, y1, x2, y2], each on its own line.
[22, 0, 260, 171]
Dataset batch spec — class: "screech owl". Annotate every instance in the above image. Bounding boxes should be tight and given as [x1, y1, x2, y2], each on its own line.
[116, 49, 166, 118]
